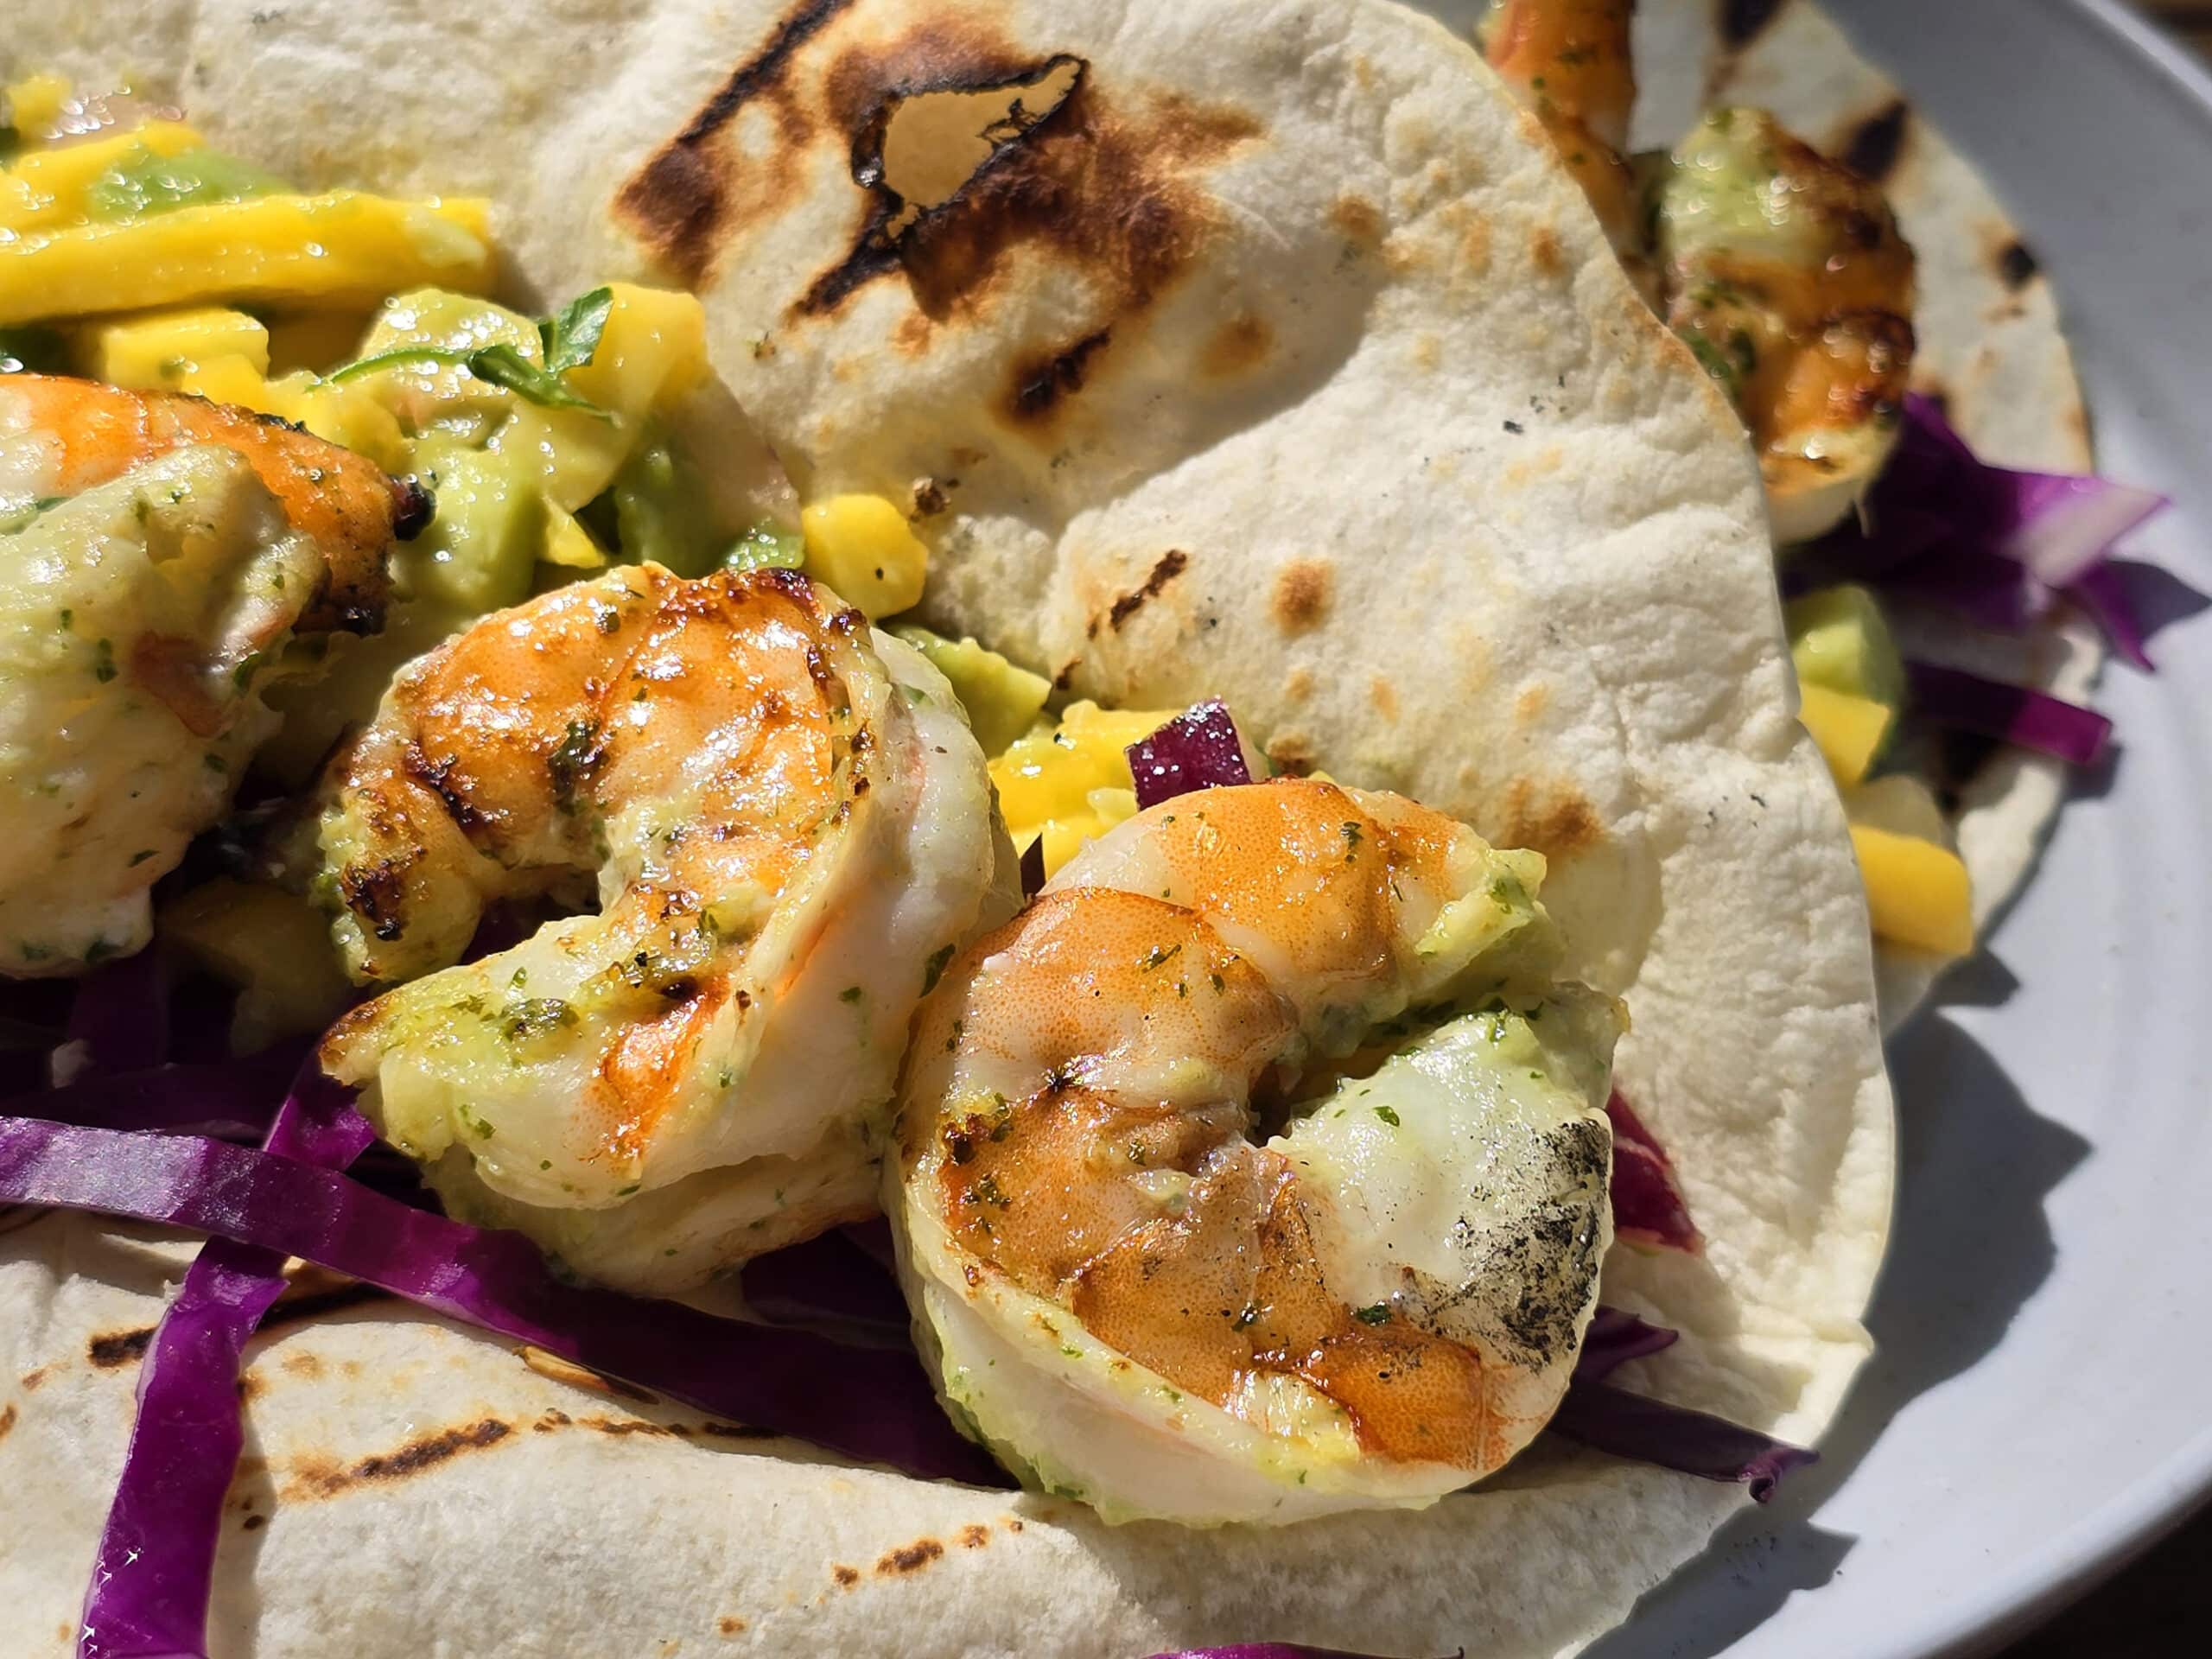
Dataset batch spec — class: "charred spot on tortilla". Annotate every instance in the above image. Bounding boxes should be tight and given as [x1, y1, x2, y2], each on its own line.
[1006, 325, 1110, 425]
[0, 1402, 16, 1443]
[615, 0, 857, 285]
[1264, 729, 1317, 777]
[796, 54, 1088, 318]
[1719, 0, 1789, 49]
[1271, 559, 1333, 636]
[88, 1326, 154, 1368]
[1329, 192, 1386, 253]
[1094, 548, 1188, 637]
[1840, 99, 1910, 184]
[832, 1564, 861, 1586]
[1499, 778, 1602, 863]
[295, 1416, 514, 1497]
[1199, 313, 1274, 378]
[1998, 238, 2042, 291]
[878, 1536, 946, 1574]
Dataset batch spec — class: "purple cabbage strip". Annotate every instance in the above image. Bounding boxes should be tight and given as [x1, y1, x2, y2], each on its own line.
[0, 1116, 1003, 1488]
[1810, 394, 2170, 666]
[1575, 1306, 1681, 1382]
[79, 1068, 375, 1659]
[1548, 1381, 1816, 1503]
[1604, 1090, 1702, 1253]
[1018, 832, 1047, 899]
[1904, 661, 2114, 767]
[1127, 700, 1254, 810]
[741, 1224, 914, 1349]
[56, 949, 171, 1086]
[10, 1050, 305, 1142]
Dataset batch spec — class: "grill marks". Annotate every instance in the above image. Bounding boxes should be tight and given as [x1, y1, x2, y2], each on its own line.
[613, 10, 1263, 435]
[1840, 98, 1910, 183]
[1719, 0, 1789, 49]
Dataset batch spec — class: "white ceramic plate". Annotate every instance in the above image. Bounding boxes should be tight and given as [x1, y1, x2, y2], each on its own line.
[1565, 2, 2212, 1653]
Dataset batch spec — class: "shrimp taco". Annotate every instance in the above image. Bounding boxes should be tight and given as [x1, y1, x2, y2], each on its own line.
[0, 0, 2139, 1654]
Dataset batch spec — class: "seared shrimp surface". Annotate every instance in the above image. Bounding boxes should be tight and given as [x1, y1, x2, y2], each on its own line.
[1650, 108, 1916, 542]
[1480, 1, 1648, 279]
[0, 373, 416, 631]
[892, 780, 1622, 1524]
[0, 407, 410, 976]
[319, 564, 1013, 1293]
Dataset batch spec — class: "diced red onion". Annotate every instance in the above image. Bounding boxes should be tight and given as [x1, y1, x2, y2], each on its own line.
[1605, 1090, 1702, 1253]
[1810, 396, 2170, 669]
[1127, 701, 1254, 810]
[79, 1068, 374, 1659]
[1904, 662, 2113, 767]
[1018, 833, 1047, 899]
[1548, 1381, 1816, 1503]
[0, 1116, 1003, 1486]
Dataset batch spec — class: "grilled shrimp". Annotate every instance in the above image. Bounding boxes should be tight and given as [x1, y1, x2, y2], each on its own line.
[1649, 109, 1916, 543]
[1479, 1, 1648, 278]
[0, 375, 420, 976]
[891, 779, 1622, 1524]
[317, 564, 1014, 1294]
[0, 373, 419, 631]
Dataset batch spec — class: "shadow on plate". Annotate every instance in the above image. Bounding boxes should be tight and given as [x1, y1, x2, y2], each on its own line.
[1582, 1013, 2091, 1659]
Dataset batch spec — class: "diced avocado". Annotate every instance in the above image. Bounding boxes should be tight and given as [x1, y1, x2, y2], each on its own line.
[595, 432, 725, 577]
[724, 522, 805, 574]
[158, 878, 353, 1055]
[403, 434, 543, 614]
[84, 144, 283, 221]
[1785, 583, 1904, 709]
[361, 287, 541, 359]
[892, 625, 1052, 756]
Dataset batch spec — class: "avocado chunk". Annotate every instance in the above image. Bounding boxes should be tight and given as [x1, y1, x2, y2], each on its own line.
[892, 625, 1052, 756]
[404, 434, 543, 614]
[86, 145, 283, 220]
[1784, 583, 1904, 710]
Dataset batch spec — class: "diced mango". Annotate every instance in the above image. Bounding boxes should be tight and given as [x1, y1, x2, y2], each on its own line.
[3, 75, 73, 144]
[171, 353, 288, 414]
[158, 877, 353, 1055]
[541, 507, 607, 569]
[562, 283, 709, 422]
[0, 121, 205, 233]
[260, 370, 410, 473]
[892, 625, 1052, 756]
[1842, 772, 1948, 843]
[77, 305, 270, 387]
[1851, 824, 1974, 959]
[801, 493, 930, 618]
[990, 701, 1177, 877]
[1799, 683, 1893, 788]
[0, 190, 494, 327]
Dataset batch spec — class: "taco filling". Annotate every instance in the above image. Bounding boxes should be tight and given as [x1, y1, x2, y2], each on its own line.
[0, 2, 2158, 1654]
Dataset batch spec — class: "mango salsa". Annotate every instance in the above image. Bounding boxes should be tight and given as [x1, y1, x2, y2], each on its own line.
[0, 190, 494, 327]
[0, 121, 205, 233]
[1798, 682, 1892, 788]
[2, 74, 73, 143]
[563, 283, 710, 419]
[892, 625, 1052, 756]
[76, 305, 270, 386]
[992, 702, 1177, 877]
[1850, 823, 1974, 959]
[801, 494, 930, 618]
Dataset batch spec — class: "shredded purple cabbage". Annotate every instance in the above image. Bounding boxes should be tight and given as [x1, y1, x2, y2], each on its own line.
[1905, 660, 2113, 766]
[10, 1052, 303, 1141]
[740, 1224, 913, 1348]
[1548, 1380, 1817, 1503]
[79, 1069, 375, 1659]
[55, 949, 171, 1086]
[1605, 1090, 1702, 1253]
[1575, 1306, 1681, 1382]
[0, 1115, 1003, 1486]
[1127, 701, 1254, 810]
[1808, 394, 2169, 664]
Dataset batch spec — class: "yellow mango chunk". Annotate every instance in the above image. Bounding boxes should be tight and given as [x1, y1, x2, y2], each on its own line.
[563, 283, 709, 421]
[1851, 824, 1974, 959]
[0, 121, 205, 233]
[2, 75, 74, 147]
[541, 508, 607, 569]
[801, 493, 930, 618]
[172, 353, 288, 413]
[260, 370, 410, 472]
[1799, 683, 1893, 788]
[0, 191, 494, 327]
[991, 701, 1177, 876]
[77, 305, 270, 387]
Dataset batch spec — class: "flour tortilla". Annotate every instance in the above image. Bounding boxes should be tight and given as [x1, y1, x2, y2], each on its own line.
[3, 3, 1895, 1654]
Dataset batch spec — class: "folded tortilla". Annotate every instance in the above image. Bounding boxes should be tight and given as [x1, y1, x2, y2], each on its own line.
[0, 2, 1989, 1652]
